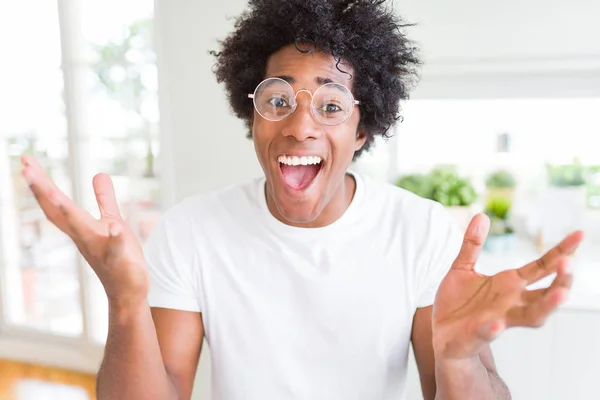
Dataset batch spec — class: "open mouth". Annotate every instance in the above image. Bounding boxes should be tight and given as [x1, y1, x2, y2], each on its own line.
[278, 155, 324, 191]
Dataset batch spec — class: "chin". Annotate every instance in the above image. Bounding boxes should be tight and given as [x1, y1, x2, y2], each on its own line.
[265, 154, 330, 226]
[273, 198, 323, 226]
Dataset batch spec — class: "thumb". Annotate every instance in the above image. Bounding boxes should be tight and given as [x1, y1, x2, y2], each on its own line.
[93, 173, 122, 220]
[451, 213, 490, 271]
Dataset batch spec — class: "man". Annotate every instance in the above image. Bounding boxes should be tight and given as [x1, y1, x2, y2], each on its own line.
[21, 0, 583, 399]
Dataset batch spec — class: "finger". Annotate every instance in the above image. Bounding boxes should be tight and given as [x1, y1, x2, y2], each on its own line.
[507, 287, 566, 328]
[93, 173, 122, 220]
[451, 213, 490, 271]
[517, 231, 583, 285]
[21, 158, 102, 240]
[21, 155, 40, 170]
[22, 162, 73, 234]
[522, 258, 572, 303]
[22, 155, 53, 178]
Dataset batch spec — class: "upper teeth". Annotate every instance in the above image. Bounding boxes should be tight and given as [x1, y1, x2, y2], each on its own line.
[278, 155, 322, 166]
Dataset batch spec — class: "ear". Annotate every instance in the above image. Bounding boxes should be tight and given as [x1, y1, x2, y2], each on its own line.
[355, 129, 367, 152]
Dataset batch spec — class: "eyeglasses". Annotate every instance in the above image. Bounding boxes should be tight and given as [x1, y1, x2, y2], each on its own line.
[248, 77, 360, 126]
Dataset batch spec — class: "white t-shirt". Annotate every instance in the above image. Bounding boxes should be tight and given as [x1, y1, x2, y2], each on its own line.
[144, 171, 463, 400]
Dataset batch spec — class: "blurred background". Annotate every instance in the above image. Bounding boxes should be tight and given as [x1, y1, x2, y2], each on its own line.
[0, 0, 598, 399]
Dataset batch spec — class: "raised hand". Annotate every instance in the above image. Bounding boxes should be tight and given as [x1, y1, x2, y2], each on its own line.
[432, 213, 584, 360]
[21, 156, 149, 307]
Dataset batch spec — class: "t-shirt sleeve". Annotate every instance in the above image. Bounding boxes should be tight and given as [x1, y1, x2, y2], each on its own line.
[143, 204, 202, 312]
[416, 203, 465, 308]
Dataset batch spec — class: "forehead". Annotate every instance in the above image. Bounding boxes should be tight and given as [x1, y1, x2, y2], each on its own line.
[264, 44, 355, 88]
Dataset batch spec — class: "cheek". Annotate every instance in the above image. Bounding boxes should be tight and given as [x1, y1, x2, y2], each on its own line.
[327, 132, 357, 168]
[251, 119, 276, 167]
[251, 117, 267, 147]
[332, 125, 361, 152]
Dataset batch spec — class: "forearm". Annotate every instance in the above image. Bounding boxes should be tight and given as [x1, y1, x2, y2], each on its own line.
[96, 300, 178, 400]
[434, 357, 511, 400]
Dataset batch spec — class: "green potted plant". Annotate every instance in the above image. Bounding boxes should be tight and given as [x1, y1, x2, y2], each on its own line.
[546, 161, 587, 187]
[587, 165, 600, 209]
[483, 196, 516, 253]
[428, 166, 478, 207]
[546, 159, 588, 210]
[395, 173, 433, 199]
[531, 160, 590, 251]
[395, 166, 478, 206]
[485, 169, 516, 201]
[396, 166, 477, 231]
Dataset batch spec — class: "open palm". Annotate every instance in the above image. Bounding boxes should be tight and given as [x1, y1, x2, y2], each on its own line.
[21, 156, 149, 305]
[432, 214, 583, 360]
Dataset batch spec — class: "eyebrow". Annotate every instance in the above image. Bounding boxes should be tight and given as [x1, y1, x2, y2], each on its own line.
[274, 75, 335, 85]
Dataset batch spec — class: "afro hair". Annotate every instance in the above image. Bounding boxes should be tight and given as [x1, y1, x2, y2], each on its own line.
[210, 0, 421, 158]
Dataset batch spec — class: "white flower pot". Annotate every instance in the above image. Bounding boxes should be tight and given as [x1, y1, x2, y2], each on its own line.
[537, 185, 586, 247]
[484, 233, 517, 253]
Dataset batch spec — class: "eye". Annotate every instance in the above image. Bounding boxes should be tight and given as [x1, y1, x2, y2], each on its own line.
[319, 103, 342, 113]
[268, 97, 290, 108]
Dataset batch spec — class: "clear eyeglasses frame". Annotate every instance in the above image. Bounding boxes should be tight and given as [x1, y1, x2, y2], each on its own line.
[248, 77, 360, 126]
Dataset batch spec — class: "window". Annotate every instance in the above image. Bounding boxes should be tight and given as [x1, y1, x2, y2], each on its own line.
[0, 0, 159, 366]
[0, 0, 80, 337]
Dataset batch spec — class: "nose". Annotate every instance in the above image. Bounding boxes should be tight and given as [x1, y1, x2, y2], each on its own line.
[280, 90, 321, 141]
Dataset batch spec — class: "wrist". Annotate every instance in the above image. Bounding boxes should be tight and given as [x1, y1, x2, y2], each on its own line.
[435, 354, 482, 374]
[434, 354, 491, 400]
[108, 296, 149, 325]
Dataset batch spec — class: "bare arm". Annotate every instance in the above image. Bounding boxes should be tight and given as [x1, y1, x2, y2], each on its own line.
[96, 301, 179, 400]
[411, 306, 437, 400]
[96, 304, 204, 399]
[433, 350, 510, 400]
[411, 306, 510, 400]
[20, 156, 204, 399]
[96, 295, 203, 398]
[151, 308, 204, 399]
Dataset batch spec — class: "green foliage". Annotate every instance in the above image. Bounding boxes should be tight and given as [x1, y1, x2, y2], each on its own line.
[485, 196, 514, 236]
[485, 196, 511, 220]
[546, 161, 587, 187]
[92, 18, 155, 113]
[92, 18, 157, 177]
[428, 166, 478, 206]
[485, 169, 516, 188]
[587, 165, 600, 208]
[396, 165, 477, 206]
[395, 173, 432, 199]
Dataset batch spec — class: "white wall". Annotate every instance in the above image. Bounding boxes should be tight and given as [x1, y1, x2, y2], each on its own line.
[397, 0, 599, 61]
[153, 1, 600, 399]
[154, 0, 261, 208]
[153, 2, 253, 397]
[397, 0, 600, 99]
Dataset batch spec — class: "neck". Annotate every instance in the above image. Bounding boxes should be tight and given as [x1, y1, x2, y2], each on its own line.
[266, 173, 356, 228]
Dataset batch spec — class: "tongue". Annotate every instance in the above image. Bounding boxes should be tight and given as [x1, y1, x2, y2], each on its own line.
[280, 164, 320, 190]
